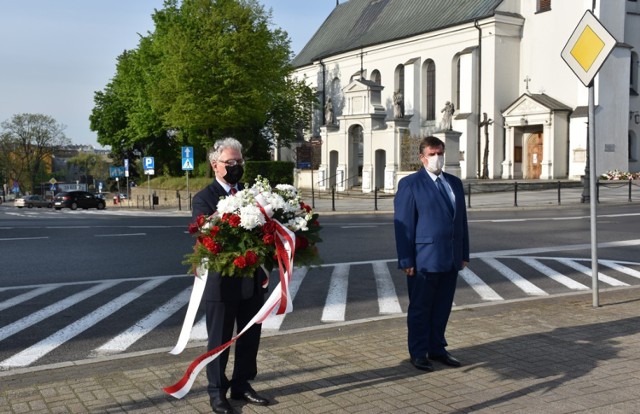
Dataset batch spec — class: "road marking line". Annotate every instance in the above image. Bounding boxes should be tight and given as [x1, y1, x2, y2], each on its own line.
[263, 267, 309, 330]
[0, 237, 49, 241]
[0, 279, 166, 368]
[94, 233, 146, 237]
[191, 316, 207, 341]
[600, 260, 640, 280]
[372, 262, 402, 314]
[95, 287, 191, 353]
[459, 267, 503, 301]
[321, 264, 349, 322]
[0, 286, 58, 312]
[0, 282, 119, 342]
[556, 258, 629, 286]
[482, 257, 548, 296]
[520, 258, 590, 290]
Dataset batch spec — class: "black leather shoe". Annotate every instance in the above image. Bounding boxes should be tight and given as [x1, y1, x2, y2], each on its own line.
[429, 353, 461, 367]
[210, 396, 235, 414]
[230, 389, 270, 406]
[410, 357, 434, 371]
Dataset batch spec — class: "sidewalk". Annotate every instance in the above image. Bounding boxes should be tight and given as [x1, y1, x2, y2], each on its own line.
[2, 286, 639, 413]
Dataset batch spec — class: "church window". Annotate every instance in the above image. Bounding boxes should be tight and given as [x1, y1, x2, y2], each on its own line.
[537, 0, 551, 12]
[630, 51, 638, 95]
[424, 60, 436, 120]
[371, 70, 381, 85]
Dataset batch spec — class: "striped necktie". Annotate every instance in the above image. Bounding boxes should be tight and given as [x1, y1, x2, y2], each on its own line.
[436, 177, 453, 215]
[229, 187, 237, 195]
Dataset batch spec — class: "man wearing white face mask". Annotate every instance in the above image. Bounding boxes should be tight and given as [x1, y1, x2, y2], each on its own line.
[394, 136, 470, 372]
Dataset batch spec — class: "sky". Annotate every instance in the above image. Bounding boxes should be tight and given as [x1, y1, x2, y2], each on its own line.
[0, 0, 338, 148]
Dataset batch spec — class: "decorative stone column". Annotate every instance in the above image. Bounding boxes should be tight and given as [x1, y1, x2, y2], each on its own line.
[434, 130, 462, 177]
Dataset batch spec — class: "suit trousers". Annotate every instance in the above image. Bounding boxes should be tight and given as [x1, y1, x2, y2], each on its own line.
[205, 291, 264, 398]
[406, 269, 458, 358]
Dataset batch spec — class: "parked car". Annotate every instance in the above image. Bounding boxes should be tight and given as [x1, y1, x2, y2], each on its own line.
[15, 195, 53, 208]
[53, 191, 106, 210]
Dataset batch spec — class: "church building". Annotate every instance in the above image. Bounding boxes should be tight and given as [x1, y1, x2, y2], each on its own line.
[290, 0, 640, 193]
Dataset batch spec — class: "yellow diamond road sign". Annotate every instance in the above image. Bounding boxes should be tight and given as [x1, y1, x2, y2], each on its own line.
[561, 10, 617, 87]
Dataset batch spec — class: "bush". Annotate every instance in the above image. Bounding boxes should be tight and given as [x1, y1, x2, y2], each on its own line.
[244, 161, 294, 185]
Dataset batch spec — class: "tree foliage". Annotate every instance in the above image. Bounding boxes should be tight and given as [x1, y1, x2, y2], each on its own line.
[90, 0, 316, 177]
[0, 113, 70, 193]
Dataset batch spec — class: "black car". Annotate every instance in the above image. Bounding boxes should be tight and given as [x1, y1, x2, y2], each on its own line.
[54, 191, 106, 210]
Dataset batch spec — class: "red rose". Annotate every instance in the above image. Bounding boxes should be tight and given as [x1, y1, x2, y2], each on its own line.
[188, 222, 199, 234]
[300, 202, 312, 213]
[296, 235, 309, 251]
[233, 256, 247, 268]
[196, 214, 206, 228]
[228, 215, 241, 227]
[245, 251, 258, 266]
[210, 225, 220, 236]
[202, 237, 221, 254]
[262, 221, 276, 234]
[263, 234, 275, 245]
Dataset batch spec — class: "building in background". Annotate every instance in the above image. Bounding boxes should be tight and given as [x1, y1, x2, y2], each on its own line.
[290, 0, 639, 193]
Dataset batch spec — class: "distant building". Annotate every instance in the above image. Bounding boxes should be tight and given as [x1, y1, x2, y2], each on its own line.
[291, 0, 639, 193]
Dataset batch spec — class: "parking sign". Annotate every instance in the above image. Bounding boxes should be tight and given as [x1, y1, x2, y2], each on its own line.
[144, 157, 155, 175]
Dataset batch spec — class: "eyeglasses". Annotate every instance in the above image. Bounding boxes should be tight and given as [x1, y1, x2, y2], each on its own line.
[217, 158, 245, 167]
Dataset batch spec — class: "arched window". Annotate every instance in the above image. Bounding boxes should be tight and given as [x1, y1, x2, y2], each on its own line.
[370, 70, 381, 85]
[423, 59, 436, 120]
[394, 64, 404, 96]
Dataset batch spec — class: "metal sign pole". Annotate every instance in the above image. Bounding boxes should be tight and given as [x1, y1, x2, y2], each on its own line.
[588, 83, 599, 307]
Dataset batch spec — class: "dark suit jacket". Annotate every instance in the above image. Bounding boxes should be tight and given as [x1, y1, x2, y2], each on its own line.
[394, 169, 470, 273]
[192, 180, 265, 302]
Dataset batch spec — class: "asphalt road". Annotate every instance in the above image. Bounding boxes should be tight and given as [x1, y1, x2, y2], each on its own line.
[1, 203, 639, 371]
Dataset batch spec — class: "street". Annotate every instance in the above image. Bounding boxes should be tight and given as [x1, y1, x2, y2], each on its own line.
[0, 204, 639, 371]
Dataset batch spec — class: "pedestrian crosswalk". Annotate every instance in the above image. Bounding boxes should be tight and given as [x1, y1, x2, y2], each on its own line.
[1, 256, 639, 370]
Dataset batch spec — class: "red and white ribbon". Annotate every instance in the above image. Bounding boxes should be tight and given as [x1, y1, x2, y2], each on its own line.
[164, 219, 295, 399]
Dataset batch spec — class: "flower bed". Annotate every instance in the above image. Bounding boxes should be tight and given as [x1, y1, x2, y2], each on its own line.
[599, 170, 640, 180]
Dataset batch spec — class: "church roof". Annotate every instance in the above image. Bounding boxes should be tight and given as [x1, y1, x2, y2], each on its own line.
[292, 0, 505, 68]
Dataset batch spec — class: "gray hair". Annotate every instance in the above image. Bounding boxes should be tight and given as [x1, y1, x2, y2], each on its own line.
[208, 137, 243, 163]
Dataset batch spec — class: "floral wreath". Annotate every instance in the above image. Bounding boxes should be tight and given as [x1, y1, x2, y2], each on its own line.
[185, 176, 321, 277]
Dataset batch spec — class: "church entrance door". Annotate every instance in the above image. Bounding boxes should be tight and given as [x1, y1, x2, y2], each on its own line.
[526, 132, 543, 179]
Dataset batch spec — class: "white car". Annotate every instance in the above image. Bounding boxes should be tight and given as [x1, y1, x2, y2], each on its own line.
[15, 195, 53, 208]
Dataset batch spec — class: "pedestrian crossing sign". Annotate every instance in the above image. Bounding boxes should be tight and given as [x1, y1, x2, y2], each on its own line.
[181, 146, 194, 171]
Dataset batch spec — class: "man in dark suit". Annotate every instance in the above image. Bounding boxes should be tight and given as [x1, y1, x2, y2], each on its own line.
[192, 137, 269, 414]
[393, 135, 470, 372]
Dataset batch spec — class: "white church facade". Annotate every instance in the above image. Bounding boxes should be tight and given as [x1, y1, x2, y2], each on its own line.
[289, 0, 640, 193]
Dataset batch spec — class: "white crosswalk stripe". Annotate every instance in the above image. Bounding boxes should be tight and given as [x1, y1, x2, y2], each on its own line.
[321, 264, 350, 322]
[482, 257, 548, 296]
[263, 267, 309, 330]
[519, 258, 590, 290]
[556, 258, 629, 286]
[372, 261, 402, 314]
[1, 256, 639, 369]
[458, 267, 503, 301]
[0, 279, 166, 369]
[95, 287, 192, 354]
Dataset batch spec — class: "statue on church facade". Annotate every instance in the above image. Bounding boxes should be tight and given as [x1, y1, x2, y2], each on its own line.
[439, 101, 454, 131]
[393, 90, 404, 118]
[325, 97, 334, 125]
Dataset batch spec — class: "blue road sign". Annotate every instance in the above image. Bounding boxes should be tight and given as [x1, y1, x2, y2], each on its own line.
[182, 147, 194, 171]
[109, 166, 125, 178]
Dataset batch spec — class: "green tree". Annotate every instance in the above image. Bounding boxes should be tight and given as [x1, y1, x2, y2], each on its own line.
[66, 153, 111, 190]
[0, 113, 70, 193]
[90, 0, 317, 176]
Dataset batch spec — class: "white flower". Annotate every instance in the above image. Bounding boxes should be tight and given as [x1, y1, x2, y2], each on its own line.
[239, 204, 266, 230]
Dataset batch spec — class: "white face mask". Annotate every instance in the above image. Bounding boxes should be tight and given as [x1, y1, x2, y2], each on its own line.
[426, 154, 444, 174]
